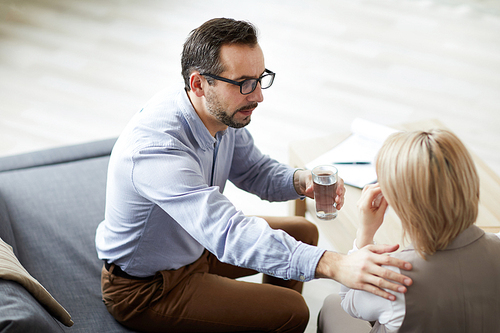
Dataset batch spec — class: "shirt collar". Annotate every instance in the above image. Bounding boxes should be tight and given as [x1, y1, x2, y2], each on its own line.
[178, 88, 228, 150]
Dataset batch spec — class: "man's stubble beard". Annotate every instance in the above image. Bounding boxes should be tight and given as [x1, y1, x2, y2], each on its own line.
[205, 89, 257, 129]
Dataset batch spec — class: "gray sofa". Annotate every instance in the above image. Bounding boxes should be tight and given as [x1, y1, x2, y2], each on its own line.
[0, 139, 136, 332]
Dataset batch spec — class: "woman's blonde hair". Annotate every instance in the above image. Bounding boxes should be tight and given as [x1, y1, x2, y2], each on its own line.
[376, 129, 479, 257]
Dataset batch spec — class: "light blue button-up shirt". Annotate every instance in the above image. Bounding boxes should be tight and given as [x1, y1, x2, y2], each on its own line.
[95, 87, 325, 280]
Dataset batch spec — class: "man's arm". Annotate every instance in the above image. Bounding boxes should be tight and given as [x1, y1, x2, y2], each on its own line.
[315, 246, 412, 301]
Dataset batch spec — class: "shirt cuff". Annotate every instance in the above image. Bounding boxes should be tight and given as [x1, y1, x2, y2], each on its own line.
[284, 168, 305, 200]
[347, 239, 360, 255]
[348, 238, 376, 255]
[289, 243, 326, 282]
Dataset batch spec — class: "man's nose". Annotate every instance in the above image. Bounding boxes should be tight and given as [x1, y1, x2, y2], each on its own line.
[247, 83, 264, 103]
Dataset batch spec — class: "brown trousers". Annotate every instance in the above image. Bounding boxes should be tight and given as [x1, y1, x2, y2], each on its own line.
[101, 216, 319, 333]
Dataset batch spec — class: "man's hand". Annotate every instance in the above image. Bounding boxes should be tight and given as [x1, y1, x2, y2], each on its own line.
[316, 246, 412, 301]
[293, 169, 345, 210]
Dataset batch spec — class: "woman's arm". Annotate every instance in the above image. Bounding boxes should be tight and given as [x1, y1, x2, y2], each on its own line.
[356, 184, 389, 248]
[336, 183, 406, 330]
[315, 183, 412, 301]
[339, 260, 406, 331]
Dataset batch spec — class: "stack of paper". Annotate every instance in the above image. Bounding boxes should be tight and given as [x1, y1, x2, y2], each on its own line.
[306, 118, 399, 188]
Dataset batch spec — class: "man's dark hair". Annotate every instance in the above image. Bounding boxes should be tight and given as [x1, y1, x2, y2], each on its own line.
[181, 18, 258, 90]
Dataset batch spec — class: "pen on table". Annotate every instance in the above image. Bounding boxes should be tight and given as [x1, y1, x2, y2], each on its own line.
[333, 162, 371, 165]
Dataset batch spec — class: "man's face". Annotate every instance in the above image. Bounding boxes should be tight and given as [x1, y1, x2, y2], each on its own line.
[204, 43, 266, 130]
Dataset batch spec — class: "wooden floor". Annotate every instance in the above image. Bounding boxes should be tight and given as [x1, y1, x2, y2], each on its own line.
[1, 0, 499, 331]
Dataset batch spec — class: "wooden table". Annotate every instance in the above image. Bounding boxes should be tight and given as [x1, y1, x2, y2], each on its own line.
[289, 119, 500, 253]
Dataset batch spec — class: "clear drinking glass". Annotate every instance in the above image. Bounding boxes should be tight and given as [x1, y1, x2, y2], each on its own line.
[312, 165, 338, 220]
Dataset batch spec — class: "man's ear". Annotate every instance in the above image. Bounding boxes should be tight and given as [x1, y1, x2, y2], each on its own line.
[190, 73, 206, 97]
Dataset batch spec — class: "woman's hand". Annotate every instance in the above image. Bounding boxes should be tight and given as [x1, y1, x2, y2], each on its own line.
[356, 183, 388, 248]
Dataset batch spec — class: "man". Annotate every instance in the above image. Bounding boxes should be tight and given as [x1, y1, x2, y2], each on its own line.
[95, 18, 412, 332]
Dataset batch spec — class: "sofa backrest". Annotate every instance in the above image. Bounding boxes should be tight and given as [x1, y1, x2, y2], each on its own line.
[0, 138, 136, 332]
[0, 139, 117, 173]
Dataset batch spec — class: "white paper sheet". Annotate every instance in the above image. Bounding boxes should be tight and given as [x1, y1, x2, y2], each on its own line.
[306, 118, 399, 188]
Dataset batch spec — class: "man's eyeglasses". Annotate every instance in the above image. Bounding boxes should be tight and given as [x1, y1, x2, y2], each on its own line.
[200, 69, 275, 95]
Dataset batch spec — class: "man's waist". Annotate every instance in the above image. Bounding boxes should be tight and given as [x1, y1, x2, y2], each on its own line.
[104, 261, 155, 280]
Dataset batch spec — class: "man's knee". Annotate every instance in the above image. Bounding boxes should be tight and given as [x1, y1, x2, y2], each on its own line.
[274, 288, 310, 332]
[291, 216, 319, 246]
[261, 215, 319, 247]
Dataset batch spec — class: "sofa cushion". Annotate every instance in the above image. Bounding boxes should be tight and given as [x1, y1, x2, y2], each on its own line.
[0, 237, 73, 326]
[0, 196, 16, 254]
[0, 279, 64, 332]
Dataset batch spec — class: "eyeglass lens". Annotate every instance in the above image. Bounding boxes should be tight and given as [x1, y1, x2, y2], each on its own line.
[241, 74, 274, 94]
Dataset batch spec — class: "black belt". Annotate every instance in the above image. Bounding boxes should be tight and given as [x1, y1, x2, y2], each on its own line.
[104, 261, 154, 280]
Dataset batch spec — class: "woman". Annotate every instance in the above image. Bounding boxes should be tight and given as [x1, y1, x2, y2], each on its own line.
[318, 129, 500, 333]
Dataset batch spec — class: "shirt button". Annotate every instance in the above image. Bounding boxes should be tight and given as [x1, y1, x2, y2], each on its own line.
[299, 275, 305, 281]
